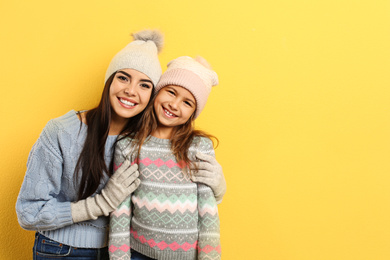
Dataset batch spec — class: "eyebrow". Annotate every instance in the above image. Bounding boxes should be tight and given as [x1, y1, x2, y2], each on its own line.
[117, 71, 154, 86]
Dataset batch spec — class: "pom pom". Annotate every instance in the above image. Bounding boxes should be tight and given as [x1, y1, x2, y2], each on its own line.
[194, 55, 212, 69]
[194, 56, 218, 86]
[132, 29, 164, 53]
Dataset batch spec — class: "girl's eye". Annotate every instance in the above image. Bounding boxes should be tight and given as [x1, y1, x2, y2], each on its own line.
[168, 90, 175, 95]
[184, 101, 193, 107]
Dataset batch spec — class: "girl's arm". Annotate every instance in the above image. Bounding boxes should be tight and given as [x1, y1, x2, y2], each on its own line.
[197, 184, 221, 260]
[109, 138, 134, 259]
[195, 138, 221, 259]
[191, 153, 226, 204]
[109, 196, 132, 259]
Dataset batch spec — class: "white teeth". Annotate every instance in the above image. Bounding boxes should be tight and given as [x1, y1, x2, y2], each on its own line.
[164, 108, 175, 117]
[120, 98, 135, 106]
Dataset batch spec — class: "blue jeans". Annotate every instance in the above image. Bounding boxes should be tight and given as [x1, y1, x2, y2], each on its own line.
[131, 249, 155, 260]
[33, 232, 109, 259]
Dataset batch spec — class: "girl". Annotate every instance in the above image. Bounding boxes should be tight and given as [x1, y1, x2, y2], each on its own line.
[109, 56, 221, 260]
[16, 29, 225, 259]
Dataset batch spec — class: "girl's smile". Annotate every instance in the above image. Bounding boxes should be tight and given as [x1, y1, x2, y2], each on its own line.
[162, 107, 178, 118]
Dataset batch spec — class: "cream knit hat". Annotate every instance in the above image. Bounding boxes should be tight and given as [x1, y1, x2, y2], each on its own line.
[155, 56, 218, 118]
[105, 29, 163, 86]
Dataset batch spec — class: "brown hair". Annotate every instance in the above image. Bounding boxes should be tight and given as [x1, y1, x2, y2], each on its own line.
[129, 93, 218, 175]
[75, 73, 153, 200]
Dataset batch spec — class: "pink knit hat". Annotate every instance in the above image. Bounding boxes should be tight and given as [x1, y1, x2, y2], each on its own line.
[155, 56, 218, 118]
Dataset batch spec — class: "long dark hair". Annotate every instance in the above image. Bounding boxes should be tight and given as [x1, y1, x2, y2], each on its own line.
[131, 93, 218, 176]
[75, 73, 152, 200]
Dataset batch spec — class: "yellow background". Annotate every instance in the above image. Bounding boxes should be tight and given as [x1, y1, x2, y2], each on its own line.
[1, 0, 390, 259]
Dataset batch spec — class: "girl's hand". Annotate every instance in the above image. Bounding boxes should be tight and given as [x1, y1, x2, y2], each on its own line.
[191, 153, 227, 203]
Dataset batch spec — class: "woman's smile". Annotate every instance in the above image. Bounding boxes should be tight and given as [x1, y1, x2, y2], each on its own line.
[109, 69, 153, 129]
[118, 97, 137, 108]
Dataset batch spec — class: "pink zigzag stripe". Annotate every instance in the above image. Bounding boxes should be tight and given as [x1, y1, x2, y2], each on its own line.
[114, 158, 187, 171]
[133, 197, 197, 214]
[137, 158, 186, 169]
[130, 229, 220, 253]
[111, 208, 131, 217]
[130, 229, 197, 252]
[198, 205, 219, 217]
[108, 244, 130, 253]
[198, 244, 222, 254]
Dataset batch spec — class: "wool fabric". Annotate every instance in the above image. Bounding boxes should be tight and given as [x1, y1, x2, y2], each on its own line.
[16, 110, 117, 248]
[105, 29, 163, 86]
[109, 136, 221, 260]
[155, 56, 218, 118]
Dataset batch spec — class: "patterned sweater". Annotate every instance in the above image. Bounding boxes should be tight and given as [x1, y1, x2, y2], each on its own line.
[109, 136, 221, 260]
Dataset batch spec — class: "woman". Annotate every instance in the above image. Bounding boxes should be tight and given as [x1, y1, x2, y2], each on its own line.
[16, 30, 226, 259]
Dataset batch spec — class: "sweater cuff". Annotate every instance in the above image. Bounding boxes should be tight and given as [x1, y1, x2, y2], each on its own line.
[55, 201, 74, 226]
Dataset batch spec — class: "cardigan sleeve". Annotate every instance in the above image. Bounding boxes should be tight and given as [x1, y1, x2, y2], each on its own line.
[15, 120, 73, 231]
[109, 137, 133, 259]
[195, 137, 221, 259]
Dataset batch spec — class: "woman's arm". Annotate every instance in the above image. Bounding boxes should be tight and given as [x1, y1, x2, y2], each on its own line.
[190, 137, 227, 203]
[16, 119, 140, 231]
[16, 120, 73, 231]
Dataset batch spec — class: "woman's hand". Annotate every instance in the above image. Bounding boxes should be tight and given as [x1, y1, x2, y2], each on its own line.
[71, 160, 140, 223]
[191, 153, 227, 203]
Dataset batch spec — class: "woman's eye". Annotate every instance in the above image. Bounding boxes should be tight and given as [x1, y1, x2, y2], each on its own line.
[141, 84, 151, 89]
[118, 75, 128, 81]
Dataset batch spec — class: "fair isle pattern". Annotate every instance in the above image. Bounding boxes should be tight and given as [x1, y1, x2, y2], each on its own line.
[141, 167, 189, 182]
[130, 228, 198, 250]
[109, 136, 221, 260]
[138, 209, 197, 226]
[119, 137, 213, 160]
[132, 189, 198, 214]
[138, 158, 186, 169]
[130, 228, 221, 254]
[109, 196, 132, 259]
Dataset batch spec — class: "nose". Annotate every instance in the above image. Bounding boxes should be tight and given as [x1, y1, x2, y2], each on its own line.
[124, 82, 137, 96]
[168, 99, 179, 110]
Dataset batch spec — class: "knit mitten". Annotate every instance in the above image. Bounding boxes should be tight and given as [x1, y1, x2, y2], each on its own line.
[71, 160, 140, 223]
[191, 153, 226, 204]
